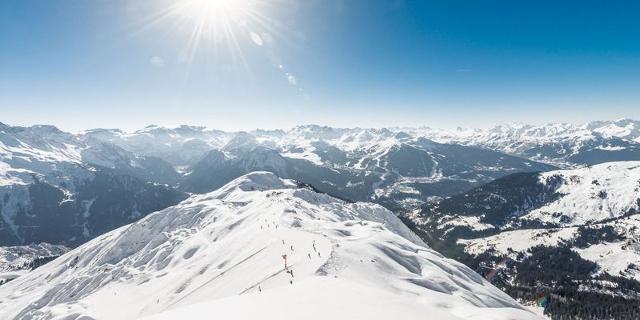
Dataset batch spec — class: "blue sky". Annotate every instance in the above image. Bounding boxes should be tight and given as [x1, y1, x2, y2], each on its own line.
[1, 0, 639, 132]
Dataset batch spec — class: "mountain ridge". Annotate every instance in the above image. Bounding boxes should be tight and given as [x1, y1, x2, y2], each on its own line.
[0, 172, 542, 320]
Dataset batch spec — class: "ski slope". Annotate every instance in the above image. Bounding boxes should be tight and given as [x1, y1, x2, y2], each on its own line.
[0, 172, 541, 320]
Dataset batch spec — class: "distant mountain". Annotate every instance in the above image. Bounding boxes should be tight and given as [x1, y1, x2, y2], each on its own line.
[413, 119, 640, 167]
[82, 125, 233, 166]
[85, 124, 554, 209]
[4, 119, 637, 248]
[0, 123, 188, 247]
[409, 162, 640, 319]
[0, 243, 69, 286]
[0, 172, 541, 320]
[182, 133, 554, 210]
[0, 243, 69, 272]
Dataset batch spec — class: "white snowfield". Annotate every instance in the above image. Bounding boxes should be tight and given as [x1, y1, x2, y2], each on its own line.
[461, 214, 640, 282]
[525, 161, 640, 226]
[0, 172, 540, 320]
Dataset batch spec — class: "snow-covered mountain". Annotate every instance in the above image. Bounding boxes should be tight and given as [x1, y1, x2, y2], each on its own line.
[0, 243, 69, 273]
[86, 124, 554, 209]
[3, 119, 637, 248]
[411, 162, 640, 318]
[3, 120, 639, 318]
[0, 123, 188, 247]
[413, 119, 640, 167]
[0, 172, 541, 320]
[83, 126, 233, 167]
[0, 243, 69, 286]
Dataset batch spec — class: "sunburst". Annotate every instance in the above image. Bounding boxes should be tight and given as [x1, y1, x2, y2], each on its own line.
[145, 0, 277, 66]
[138, 0, 301, 89]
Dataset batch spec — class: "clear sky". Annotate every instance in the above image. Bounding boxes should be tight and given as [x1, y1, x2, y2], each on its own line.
[1, 0, 639, 132]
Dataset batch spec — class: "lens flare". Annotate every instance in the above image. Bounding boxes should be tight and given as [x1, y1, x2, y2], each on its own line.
[175, 0, 254, 31]
[141, 0, 302, 90]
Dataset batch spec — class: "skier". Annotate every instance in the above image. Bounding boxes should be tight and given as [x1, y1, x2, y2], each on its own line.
[282, 254, 288, 270]
[290, 245, 294, 251]
[308, 253, 311, 259]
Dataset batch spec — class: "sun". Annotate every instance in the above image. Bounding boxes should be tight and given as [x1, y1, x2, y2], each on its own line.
[143, 0, 300, 88]
[175, 0, 254, 26]
[148, 0, 265, 64]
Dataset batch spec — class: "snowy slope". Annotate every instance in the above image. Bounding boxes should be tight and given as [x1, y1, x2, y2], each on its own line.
[460, 214, 640, 282]
[0, 172, 540, 320]
[418, 161, 640, 234]
[523, 162, 640, 225]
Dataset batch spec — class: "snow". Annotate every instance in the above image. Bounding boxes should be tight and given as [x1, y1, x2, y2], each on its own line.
[0, 172, 541, 320]
[408, 119, 640, 167]
[0, 161, 33, 186]
[576, 242, 640, 281]
[0, 243, 69, 272]
[595, 145, 627, 151]
[439, 216, 495, 233]
[577, 215, 640, 281]
[146, 277, 532, 320]
[460, 227, 579, 256]
[281, 148, 323, 166]
[461, 215, 640, 282]
[524, 162, 640, 226]
[0, 270, 26, 284]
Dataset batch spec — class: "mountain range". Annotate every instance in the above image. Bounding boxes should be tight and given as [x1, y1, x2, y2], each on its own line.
[1, 119, 640, 319]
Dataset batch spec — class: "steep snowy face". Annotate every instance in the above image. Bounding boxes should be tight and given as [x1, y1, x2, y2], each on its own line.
[0, 172, 540, 320]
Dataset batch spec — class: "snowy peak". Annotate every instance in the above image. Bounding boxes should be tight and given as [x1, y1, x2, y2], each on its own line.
[213, 171, 297, 194]
[0, 172, 539, 320]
